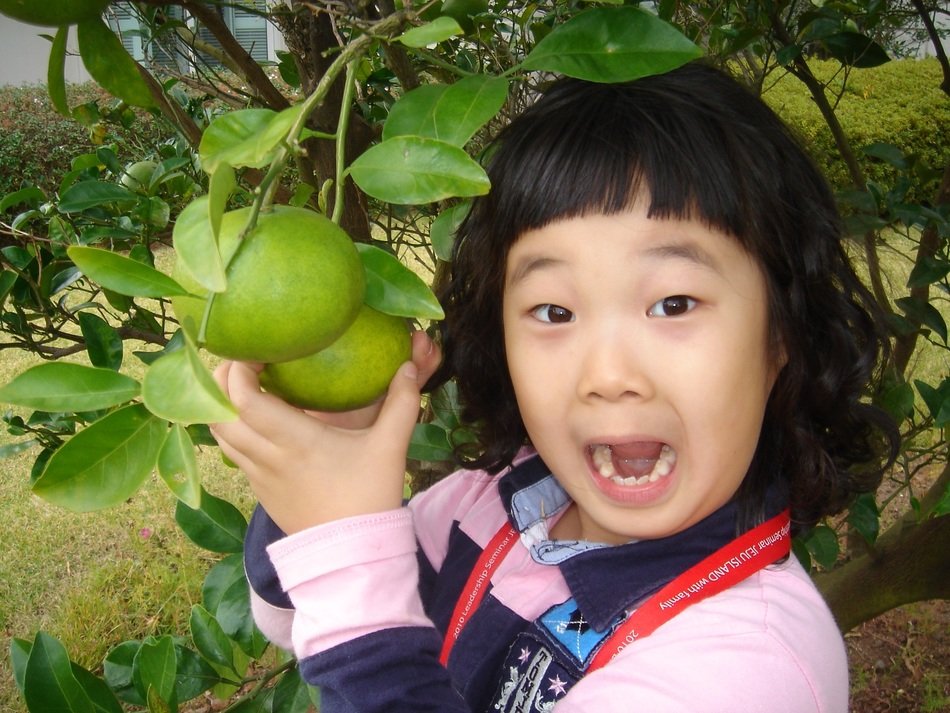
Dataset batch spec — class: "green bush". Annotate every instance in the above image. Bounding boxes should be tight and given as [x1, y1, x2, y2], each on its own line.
[0, 83, 170, 198]
[763, 58, 950, 199]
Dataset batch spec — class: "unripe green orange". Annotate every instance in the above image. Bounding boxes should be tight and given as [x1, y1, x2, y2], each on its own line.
[120, 160, 158, 192]
[171, 206, 365, 363]
[260, 305, 412, 412]
[0, 0, 111, 25]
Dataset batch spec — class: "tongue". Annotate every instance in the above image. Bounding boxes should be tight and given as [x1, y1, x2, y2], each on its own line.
[610, 442, 665, 478]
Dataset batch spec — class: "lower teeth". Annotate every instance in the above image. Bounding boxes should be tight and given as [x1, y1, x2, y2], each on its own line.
[592, 444, 675, 485]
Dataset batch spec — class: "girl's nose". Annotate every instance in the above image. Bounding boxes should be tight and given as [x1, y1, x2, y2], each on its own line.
[576, 329, 653, 402]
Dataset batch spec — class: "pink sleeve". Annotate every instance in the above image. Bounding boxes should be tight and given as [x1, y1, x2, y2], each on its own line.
[266, 508, 435, 659]
[248, 588, 294, 652]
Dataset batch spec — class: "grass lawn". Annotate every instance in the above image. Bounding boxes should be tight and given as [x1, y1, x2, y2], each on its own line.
[0, 331, 256, 711]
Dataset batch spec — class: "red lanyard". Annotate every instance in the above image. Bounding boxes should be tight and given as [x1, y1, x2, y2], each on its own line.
[439, 522, 519, 664]
[438, 509, 791, 670]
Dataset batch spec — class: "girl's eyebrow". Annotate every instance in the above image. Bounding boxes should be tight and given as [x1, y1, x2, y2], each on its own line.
[506, 255, 564, 287]
[641, 241, 723, 274]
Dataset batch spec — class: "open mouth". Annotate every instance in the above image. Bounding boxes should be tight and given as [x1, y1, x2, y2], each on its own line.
[590, 442, 676, 486]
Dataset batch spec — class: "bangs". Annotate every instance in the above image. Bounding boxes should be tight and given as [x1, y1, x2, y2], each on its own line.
[480, 70, 790, 254]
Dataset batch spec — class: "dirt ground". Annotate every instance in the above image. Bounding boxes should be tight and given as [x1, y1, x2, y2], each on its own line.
[847, 599, 949, 712]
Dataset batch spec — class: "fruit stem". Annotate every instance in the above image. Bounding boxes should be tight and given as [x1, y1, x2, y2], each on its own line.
[332, 59, 359, 226]
[197, 290, 217, 346]
[237, 10, 413, 238]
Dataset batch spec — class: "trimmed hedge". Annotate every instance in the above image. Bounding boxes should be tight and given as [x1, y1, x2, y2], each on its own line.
[0, 83, 167, 198]
[762, 58, 949, 200]
[1, 58, 946, 206]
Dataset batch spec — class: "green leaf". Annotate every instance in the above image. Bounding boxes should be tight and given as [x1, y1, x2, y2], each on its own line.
[175, 488, 248, 554]
[137, 196, 171, 229]
[0, 269, 17, 308]
[348, 136, 490, 204]
[934, 482, 950, 517]
[59, 181, 137, 213]
[48, 25, 70, 117]
[216, 576, 267, 658]
[907, 256, 950, 289]
[847, 493, 880, 545]
[199, 105, 304, 174]
[409, 422, 454, 462]
[10, 637, 31, 695]
[398, 16, 464, 47]
[0, 439, 37, 459]
[142, 339, 238, 425]
[356, 243, 444, 320]
[862, 142, 907, 169]
[429, 202, 469, 261]
[895, 296, 948, 343]
[383, 76, 509, 148]
[132, 636, 177, 708]
[208, 165, 236, 241]
[1, 186, 46, 214]
[173, 644, 221, 702]
[791, 536, 811, 571]
[190, 605, 237, 674]
[202, 554, 245, 614]
[877, 379, 915, 422]
[77, 18, 155, 108]
[822, 31, 890, 68]
[272, 667, 316, 713]
[103, 642, 145, 706]
[71, 663, 124, 713]
[172, 196, 228, 293]
[0, 362, 139, 412]
[68, 246, 190, 298]
[157, 424, 202, 508]
[520, 7, 702, 82]
[915, 378, 950, 427]
[78, 311, 124, 370]
[32, 404, 166, 512]
[802, 524, 839, 569]
[23, 632, 96, 713]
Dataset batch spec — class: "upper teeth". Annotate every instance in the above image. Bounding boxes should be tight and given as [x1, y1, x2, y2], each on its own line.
[592, 444, 676, 485]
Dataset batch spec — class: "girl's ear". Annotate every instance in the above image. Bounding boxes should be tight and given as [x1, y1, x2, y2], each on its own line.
[768, 333, 789, 387]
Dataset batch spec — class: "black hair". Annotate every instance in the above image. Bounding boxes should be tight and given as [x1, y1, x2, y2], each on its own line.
[429, 61, 899, 530]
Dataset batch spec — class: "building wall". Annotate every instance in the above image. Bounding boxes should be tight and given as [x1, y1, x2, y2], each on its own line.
[0, 19, 91, 85]
[0, 3, 287, 87]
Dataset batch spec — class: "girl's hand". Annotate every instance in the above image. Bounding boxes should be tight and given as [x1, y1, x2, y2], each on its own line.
[210, 331, 441, 535]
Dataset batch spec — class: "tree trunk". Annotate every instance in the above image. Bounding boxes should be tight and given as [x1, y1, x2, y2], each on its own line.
[815, 462, 950, 632]
[816, 513, 950, 632]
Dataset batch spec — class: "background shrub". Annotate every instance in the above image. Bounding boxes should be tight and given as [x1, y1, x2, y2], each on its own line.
[0, 83, 170, 198]
[763, 58, 949, 199]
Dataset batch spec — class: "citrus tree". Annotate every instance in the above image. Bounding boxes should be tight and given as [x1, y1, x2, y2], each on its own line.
[0, 0, 946, 710]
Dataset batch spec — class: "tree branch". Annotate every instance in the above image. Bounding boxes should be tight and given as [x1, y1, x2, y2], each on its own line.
[768, 9, 893, 316]
[180, 0, 290, 110]
[910, 0, 950, 95]
[815, 500, 950, 632]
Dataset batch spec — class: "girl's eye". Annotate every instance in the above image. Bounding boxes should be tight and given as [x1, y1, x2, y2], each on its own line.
[647, 295, 696, 317]
[531, 304, 575, 323]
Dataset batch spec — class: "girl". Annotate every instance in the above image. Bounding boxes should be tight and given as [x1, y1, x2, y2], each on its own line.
[213, 61, 899, 712]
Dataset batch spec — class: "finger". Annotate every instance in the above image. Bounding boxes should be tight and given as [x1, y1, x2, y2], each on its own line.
[410, 330, 442, 387]
[214, 362, 300, 448]
[371, 360, 424, 458]
[213, 360, 234, 398]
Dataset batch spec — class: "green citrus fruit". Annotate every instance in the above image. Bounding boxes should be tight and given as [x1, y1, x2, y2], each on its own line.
[0, 0, 111, 25]
[260, 305, 412, 412]
[171, 205, 365, 363]
[120, 160, 158, 192]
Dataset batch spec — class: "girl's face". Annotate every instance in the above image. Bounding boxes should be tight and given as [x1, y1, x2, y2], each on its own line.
[502, 206, 783, 544]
